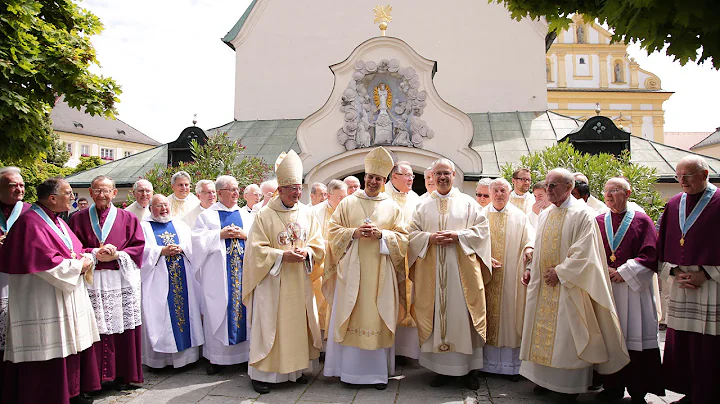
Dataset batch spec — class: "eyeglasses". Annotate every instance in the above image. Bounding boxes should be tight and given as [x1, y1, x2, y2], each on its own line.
[476, 193, 490, 198]
[434, 171, 453, 177]
[546, 182, 568, 189]
[513, 177, 532, 183]
[603, 188, 626, 195]
[674, 172, 700, 181]
[151, 203, 170, 208]
[135, 189, 152, 194]
[52, 191, 74, 197]
[91, 188, 115, 195]
[219, 188, 240, 194]
[394, 173, 415, 179]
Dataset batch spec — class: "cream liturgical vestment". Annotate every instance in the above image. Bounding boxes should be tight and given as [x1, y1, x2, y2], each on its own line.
[385, 183, 422, 359]
[481, 203, 534, 375]
[409, 188, 492, 376]
[509, 191, 535, 215]
[140, 218, 204, 368]
[182, 204, 205, 229]
[243, 196, 324, 382]
[125, 201, 151, 221]
[322, 191, 408, 384]
[168, 193, 200, 219]
[519, 196, 629, 394]
[311, 200, 336, 335]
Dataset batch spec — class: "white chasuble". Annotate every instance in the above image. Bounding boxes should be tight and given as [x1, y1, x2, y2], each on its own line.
[408, 188, 492, 376]
[321, 192, 408, 384]
[125, 201, 151, 221]
[168, 193, 200, 219]
[519, 196, 629, 394]
[140, 219, 204, 368]
[481, 203, 534, 375]
[311, 200, 335, 334]
[243, 197, 324, 382]
[509, 191, 535, 215]
[192, 202, 251, 365]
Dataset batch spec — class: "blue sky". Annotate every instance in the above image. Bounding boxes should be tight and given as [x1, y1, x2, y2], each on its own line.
[83, 0, 720, 143]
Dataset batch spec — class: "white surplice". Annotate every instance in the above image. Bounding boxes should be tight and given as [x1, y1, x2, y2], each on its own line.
[192, 202, 251, 365]
[612, 259, 660, 351]
[125, 201, 151, 221]
[182, 204, 206, 229]
[140, 219, 204, 368]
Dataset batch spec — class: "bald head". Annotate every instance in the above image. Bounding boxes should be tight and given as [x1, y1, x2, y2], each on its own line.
[150, 194, 171, 223]
[546, 168, 575, 206]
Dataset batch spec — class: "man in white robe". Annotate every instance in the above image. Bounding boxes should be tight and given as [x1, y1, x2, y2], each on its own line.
[475, 178, 492, 209]
[252, 179, 278, 213]
[409, 158, 492, 390]
[480, 178, 534, 380]
[167, 171, 200, 219]
[310, 182, 328, 206]
[386, 161, 422, 361]
[343, 175, 361, 195]
[419, 167, 436, 202]
[528, 181, 551, 229]
[519, 168, 629, 403]
[183, 180, 216, 228]
[125, 179, 153, 221]
[509, 168, 535, 214]
[192, 176, 251, 375]
[140, 195, 204, 369]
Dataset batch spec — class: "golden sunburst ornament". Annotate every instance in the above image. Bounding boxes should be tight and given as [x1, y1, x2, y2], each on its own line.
[373, 5, 393, 36]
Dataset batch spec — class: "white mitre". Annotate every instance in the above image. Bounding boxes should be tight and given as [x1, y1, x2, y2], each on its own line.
[364, 146, 394, 178]
[275, 149, 303, 186]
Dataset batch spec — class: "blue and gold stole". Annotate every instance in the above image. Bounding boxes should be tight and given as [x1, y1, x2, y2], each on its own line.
[150, 221, 192, 351]
[218, 210, 247, 345]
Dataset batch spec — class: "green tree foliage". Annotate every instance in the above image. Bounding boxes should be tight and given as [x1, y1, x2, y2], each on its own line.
[45, 132, 71, 167]
[138, 132, 272, 207]
[500, 142, 665, 220]
[491, 0, 719, 68]
[0, 159, 73, 203]
[72, 155, 105, 174]
[1, 0, 121, 163]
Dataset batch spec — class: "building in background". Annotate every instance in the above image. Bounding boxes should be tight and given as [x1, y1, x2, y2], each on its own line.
[690, 127, 720, 158]
[547, 16, 672, 143]
[664, 132, 714, 151]
[51, 98, 161, 168]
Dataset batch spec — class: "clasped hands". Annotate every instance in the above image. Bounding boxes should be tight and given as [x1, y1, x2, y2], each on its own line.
[675, 268, 708, 290]
[96, 243, 119, 262]
[220, 225, 247, 240]
[353, 223, 382, 240]
[80, 253, 94, 274]
[428, 231, 459, 246]
[608, 267, 626, 283]
[161, 244, 183, 257]
[282, 247, 308, 263]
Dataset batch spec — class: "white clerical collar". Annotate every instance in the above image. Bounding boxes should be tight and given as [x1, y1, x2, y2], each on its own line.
[389, 183, 409, 196]
[172, 194, 189, 201]
[557, 195, 575, 209]
[488, 204, 507, 213]
[361, 190, 385, 200]
[511, 190, 528, 199]
[436, 188, 455, 199]
[210, 202, 239, 212]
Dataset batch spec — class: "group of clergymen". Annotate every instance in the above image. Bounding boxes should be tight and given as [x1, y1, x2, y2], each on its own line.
[0, 146, 717, 404]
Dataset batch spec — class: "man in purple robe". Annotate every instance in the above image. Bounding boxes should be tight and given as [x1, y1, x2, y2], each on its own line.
[595, 177, 664, 403]
[0, 167, 31, 385]
[1, 177, 100, 404]
[69, 175, 145, 391]
[657, 155, 720, 403]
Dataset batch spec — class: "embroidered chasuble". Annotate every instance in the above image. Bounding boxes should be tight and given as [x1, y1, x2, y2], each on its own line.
[509, 191, 534, 215]
[485, 204, 534, 349]
[243, 197, 324, 374]
[168, 193, 200, 219]
[323, 192, 408, 351]
[519, 196, 628, 393]
[311, 200, 336, 332]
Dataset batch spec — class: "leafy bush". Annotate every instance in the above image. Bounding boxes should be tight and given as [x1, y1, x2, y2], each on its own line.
[500, 142, 665, 220]
[136, 131, 271, 207]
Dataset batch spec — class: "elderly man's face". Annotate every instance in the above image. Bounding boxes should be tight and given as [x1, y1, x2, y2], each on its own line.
[133, 182, 153, 207]
[491, 184, 510, 209]
[675, 161, 709, 195]
[391, 164, 414, 193]
[475, 184, 490, 207]
[345, 179, 360, 195]
[278, 184, 302, 206]
[603, 179, 631, 213]
[89, 178, 117, 209]
[546, 172, 572, 206]
[424, 172, 436, 193]
[197, 183, 217, 208]
[172, 177, 191, 198]
[327, 188, 348, 209]
[218, 181, 239, 207]
[311, 185, 328, 206]
[150, 197, 170, 218]
[244, 188, 262, 208]
[0, 172, 25, 204]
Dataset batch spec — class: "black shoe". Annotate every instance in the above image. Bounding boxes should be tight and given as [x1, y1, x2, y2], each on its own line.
[508, 374, 521, 383]
[631, 396, 648, 404]
[588, 383, 603, 391]
[430, 374, 450, 387]
[463, 373, 479, 390]
[70, 393, 94, 404]
[659, 323, 667, 331]
[206, 364, 223, 375]
[252, 380, 270, 394]
[597, 388, 624, 401]
[533, 385, 550, 395]
[295, 374, 309, 384]
[113, 379, 140, 392]
[395, 355, 408, 366]
[319, 352, 326, 362]
[375, 383, 388, 390]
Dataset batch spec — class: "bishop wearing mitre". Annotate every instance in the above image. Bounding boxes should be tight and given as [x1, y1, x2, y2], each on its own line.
[322, 147, 408, 389]
[408, 158, 492, 390]
[243, 150, 325, 394]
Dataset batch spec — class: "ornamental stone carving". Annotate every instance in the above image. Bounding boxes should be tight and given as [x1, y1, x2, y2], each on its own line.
[644, 77, 661, 90]
[337, 59, 435, 150]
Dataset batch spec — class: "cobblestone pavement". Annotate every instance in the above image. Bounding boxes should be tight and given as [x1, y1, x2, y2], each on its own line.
[92, 331, 681, 404]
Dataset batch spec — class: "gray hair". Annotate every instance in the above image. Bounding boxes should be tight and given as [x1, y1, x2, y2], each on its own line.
[132, 179, 153, 191]
[424, 167, 433, 178]
[91, 175, 115, 189]
[548, 168, 575, 188]
[37, 177, 67, 200]
[391, 161, 412, 175]
[476, 177, 492, 187]
[431, 158, 456, 172]
[260, 178, 278, 192]
[327, 179, 347, 194]
[171, 171, 191, 186]
[215, 175, 237, 190]
[244, 183, 260, 196]
[606, 177, 632, 191]
[573, 172, 589, 184]
[195, 179, 215, 194]
[310, 182, 327, 195]
[678, 155, 710, 172]
[489, 178, 512, 191]
[0, 166, 21, 178]
[343, 175, 360, 185]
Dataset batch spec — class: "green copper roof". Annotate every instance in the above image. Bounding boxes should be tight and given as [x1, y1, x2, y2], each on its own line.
[222, 0, 258, 50]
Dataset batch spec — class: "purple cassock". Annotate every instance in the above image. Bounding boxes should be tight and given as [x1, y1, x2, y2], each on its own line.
[596, 210, 664, 398]
[657, 189, 720, 402]
[69, 207, 145, 385]
[0, 204, 101, 403]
